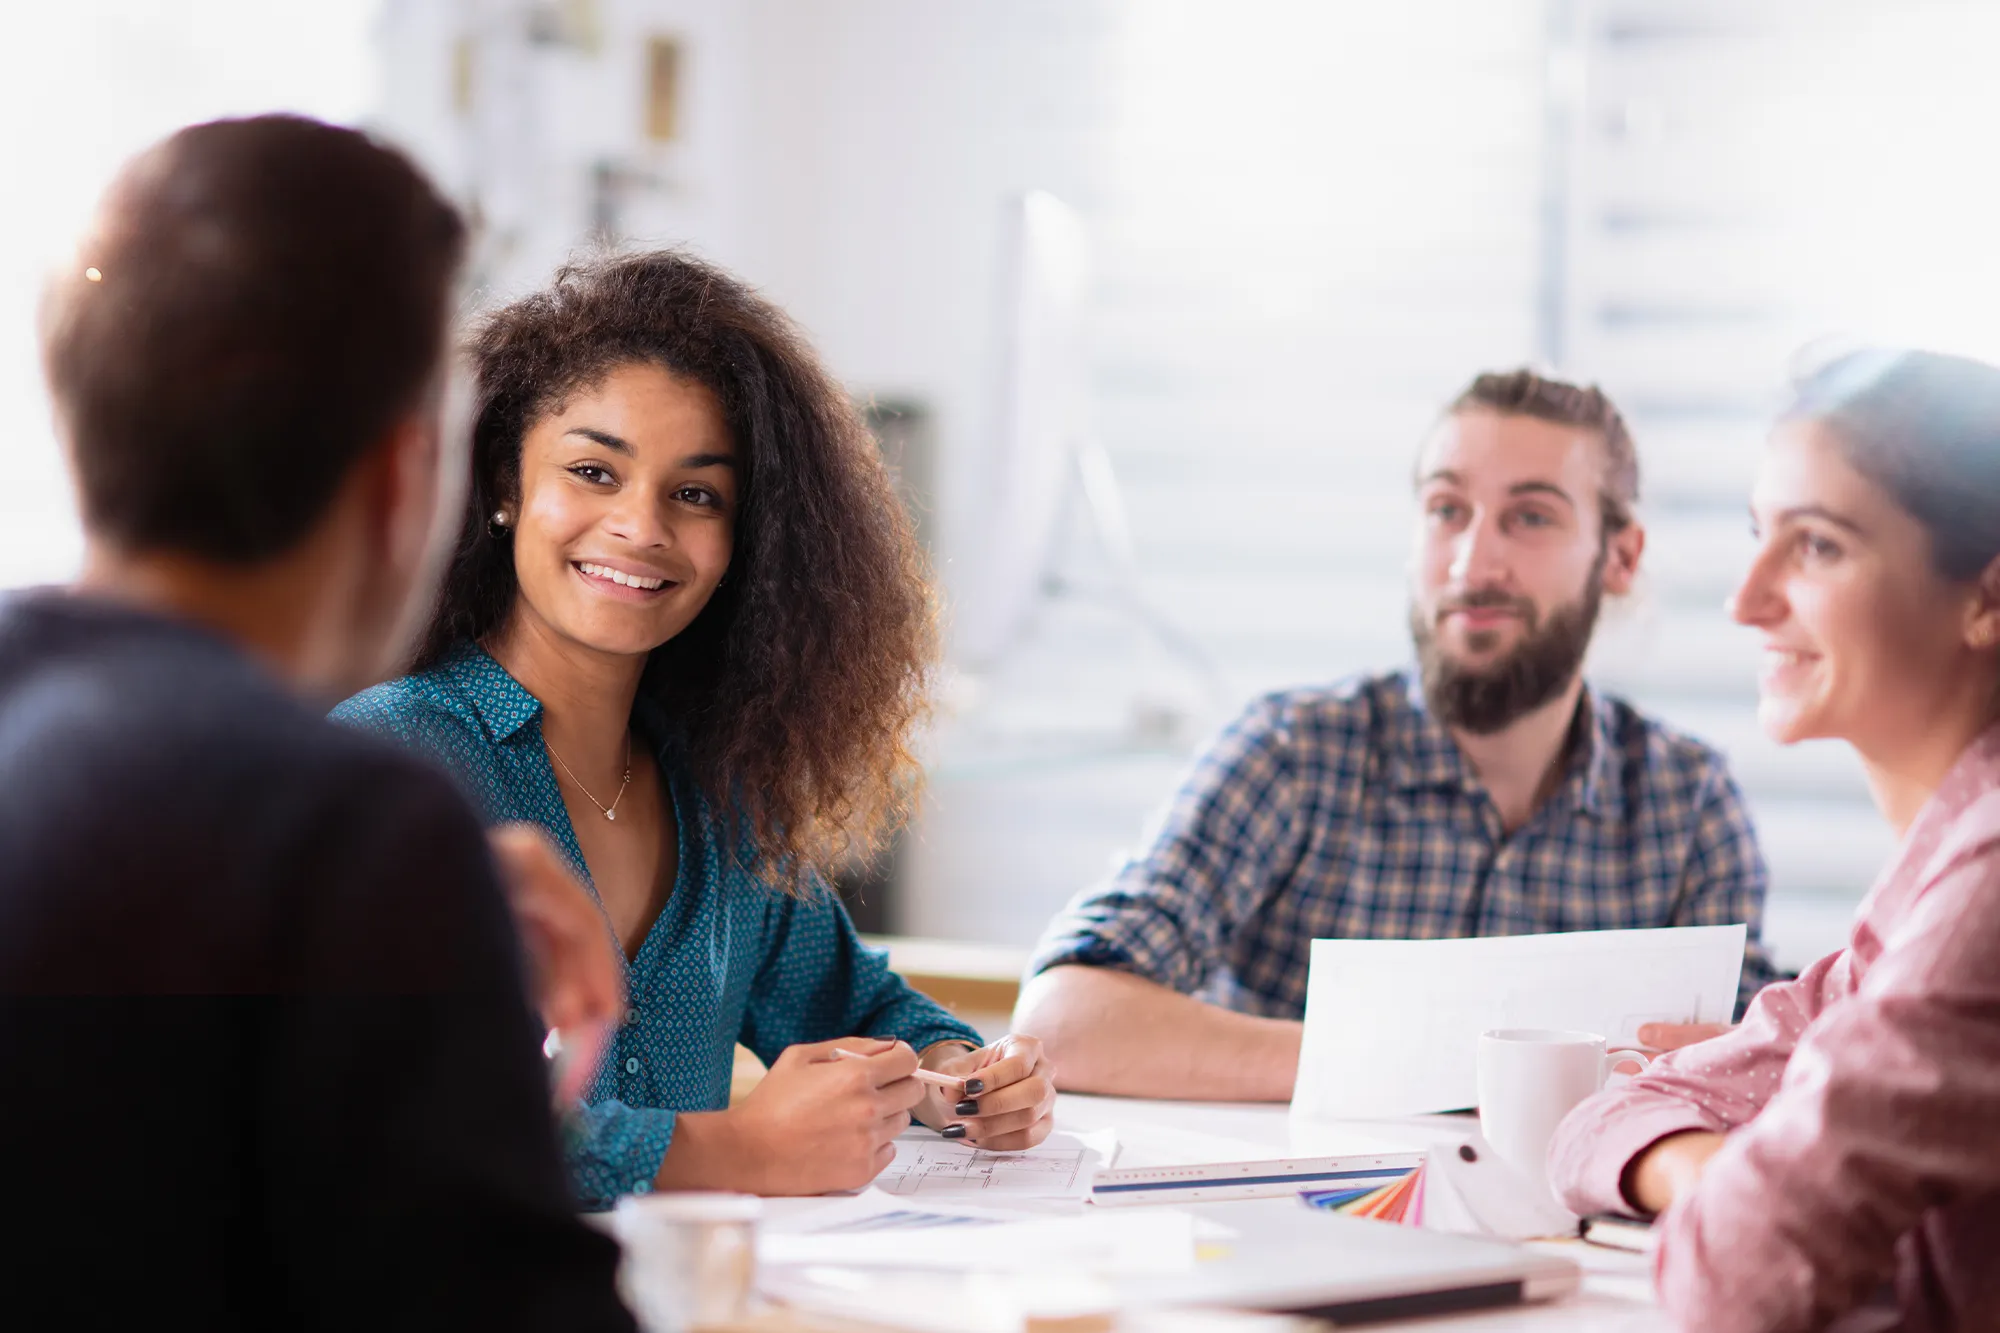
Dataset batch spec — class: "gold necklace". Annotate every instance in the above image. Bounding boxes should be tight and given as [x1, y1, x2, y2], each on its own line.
[546, 731, 633, 822]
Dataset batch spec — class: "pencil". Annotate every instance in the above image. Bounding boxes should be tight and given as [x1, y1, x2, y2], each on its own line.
[830, 1046, 971, 1089]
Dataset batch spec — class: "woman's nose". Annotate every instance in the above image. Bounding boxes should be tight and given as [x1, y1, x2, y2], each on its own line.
[605, 494, 672, 548]
[1728, 548, 1781, 626]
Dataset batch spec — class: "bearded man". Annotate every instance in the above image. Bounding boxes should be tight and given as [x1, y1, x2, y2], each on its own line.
[1014, 369, 1776, 1101]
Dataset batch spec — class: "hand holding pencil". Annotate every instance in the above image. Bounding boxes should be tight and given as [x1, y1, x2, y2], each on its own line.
[831, 1046, 984, 1093]
[906, 1034, 1058, 1152]
[704, 1037, 928, 1194]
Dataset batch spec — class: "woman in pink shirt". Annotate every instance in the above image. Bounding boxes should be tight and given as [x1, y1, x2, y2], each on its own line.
[1549, 348, 2000, 1332]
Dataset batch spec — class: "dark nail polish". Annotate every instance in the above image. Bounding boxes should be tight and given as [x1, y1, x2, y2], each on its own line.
[963, 1079, 986, 1095]
[954, 1098, 979, 1116]
[940, 1123, 968, 1140]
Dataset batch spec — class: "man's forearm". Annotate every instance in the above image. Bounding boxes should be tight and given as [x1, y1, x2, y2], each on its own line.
[1012, 965, 1302, 1101]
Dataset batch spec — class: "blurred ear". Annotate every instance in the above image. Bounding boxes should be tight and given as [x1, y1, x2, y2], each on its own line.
[1600, 519, 1645, 596]
[360, 410, 441, 573]
[1962, 553, 2000, 652]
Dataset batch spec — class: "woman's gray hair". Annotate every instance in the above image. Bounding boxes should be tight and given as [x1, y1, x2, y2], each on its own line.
[1786, 348, 2000, 581]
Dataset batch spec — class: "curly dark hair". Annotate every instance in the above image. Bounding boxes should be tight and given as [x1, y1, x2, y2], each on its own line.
[416, 249, 936, 888]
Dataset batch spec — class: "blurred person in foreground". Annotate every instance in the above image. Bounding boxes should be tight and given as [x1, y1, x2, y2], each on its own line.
[1551, 350, 2000, 1332]
[1016, 369, 1777, 1100]
[0, 115, 632, 1329]
[333, 250, 1056, 1207]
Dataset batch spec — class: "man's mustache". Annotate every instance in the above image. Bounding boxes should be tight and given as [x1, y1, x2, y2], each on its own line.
[1435, 588, 1537, 621]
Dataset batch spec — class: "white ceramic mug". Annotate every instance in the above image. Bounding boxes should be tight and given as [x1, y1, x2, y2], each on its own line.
[611, 1192, 762, 1333]
[1476, 1028, 1651, 1205]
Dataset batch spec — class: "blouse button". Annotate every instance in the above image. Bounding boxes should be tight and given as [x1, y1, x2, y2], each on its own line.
[625, 1057, 641, 1075]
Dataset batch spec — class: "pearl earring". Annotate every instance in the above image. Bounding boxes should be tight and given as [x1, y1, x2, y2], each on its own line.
[488, 509, 511, 537]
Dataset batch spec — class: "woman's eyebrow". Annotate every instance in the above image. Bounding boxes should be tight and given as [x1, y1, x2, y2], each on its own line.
[676, 452, 737, 470]
[562, 428, 736, 471]
[564, 427, 632, 455]
[1774, 503, 1868, 536]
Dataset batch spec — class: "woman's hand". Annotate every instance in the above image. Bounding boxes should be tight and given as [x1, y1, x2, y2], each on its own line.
[487, 823, 624, 1103]
[672, 1038, 925, 1196]
[913, 1035, 1057, 1151]
[1624, 1129, 1727, 1216]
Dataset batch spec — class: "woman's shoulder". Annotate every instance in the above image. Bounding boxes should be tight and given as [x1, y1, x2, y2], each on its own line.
[329, 661, 493, 764]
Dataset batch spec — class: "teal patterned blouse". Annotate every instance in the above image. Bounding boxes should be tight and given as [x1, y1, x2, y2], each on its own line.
[331, 643, 980, 1210]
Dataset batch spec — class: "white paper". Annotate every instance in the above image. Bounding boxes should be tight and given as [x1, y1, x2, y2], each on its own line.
[1291, 925, 1745, 1119]
[871, 1127, 1115, 1201]
[760, 1269, 1118, 1333]
[760, 1199, 1193, 1274]
[762, 1189, 1047, 1238]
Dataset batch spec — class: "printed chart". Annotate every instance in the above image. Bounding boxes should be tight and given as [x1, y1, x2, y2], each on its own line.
[874, 1130, 1111, 1201]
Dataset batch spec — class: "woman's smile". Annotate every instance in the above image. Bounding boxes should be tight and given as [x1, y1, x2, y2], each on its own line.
[498, 361, 739, 659]
[572, 559, 676, 598]
[1756, 642, 1820, 692]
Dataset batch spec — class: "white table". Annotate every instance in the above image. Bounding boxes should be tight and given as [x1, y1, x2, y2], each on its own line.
[1052, 1092, 1665, 1332]
[749, 1093, 1664, 1332]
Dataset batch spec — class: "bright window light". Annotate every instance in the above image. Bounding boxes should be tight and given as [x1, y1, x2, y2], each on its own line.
[0, 0, 380, 589]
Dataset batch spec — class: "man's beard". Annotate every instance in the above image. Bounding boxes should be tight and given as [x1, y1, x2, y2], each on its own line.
[1410, 562, 1604, 736]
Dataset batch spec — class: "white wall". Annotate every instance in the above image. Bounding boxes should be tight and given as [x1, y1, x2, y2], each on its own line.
[0, 0, 382, 589]
[1552, 0, 2000, 964]
[743, 1, 1558, 946]
[15, 2, 1992, 970]
[714, 1, 2000, 968]
[380, 1, 1917, 964]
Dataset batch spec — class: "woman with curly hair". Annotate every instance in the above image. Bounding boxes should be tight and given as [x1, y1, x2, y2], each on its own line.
[334, 250, 1055, 1208]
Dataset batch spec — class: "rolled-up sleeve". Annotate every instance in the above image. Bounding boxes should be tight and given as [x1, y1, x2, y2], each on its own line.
[1550, 950, 1837, 1217]
[1026, 695, 1307, 994]
[739, 879, 980, 1064]
[1553, 843, 2000, 1332]
[1649, 847, 2000, 1332]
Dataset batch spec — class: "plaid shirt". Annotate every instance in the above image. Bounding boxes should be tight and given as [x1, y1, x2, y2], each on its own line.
[1029, 669, 1777, 1019]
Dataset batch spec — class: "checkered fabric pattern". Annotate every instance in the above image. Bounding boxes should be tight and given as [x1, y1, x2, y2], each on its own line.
[1029, 670, 1776, 1019]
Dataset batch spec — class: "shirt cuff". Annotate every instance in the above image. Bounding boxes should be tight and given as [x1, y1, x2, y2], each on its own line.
[1025, 933, 1142, 981]
[564, 1101, 676, 1212]
[893, 1015, 984, 1055]
[1549, 1092, 1719, 1217]
[920, 1037, 981, 1055]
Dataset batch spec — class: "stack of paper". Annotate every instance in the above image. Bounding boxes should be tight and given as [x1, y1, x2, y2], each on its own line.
[1291, 925, 1746, 1119]
[760, 1194, 1194, 1275]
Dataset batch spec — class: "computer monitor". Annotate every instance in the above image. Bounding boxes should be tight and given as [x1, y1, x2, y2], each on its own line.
[955, 190, 1088, 668]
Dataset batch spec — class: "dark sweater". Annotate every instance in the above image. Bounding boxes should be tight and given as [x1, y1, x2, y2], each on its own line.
[0, 591, 633, 1331]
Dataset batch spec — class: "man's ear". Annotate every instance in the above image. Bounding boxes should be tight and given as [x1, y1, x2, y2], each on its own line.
[1600, 519, 1645, 596]
[362, 410, 443, 569]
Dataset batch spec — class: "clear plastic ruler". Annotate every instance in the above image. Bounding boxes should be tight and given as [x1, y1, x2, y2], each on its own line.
[1090, 1153, 1425, 1206]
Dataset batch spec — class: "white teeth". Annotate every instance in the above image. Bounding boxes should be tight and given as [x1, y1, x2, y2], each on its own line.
[578, 562, 666, 591]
